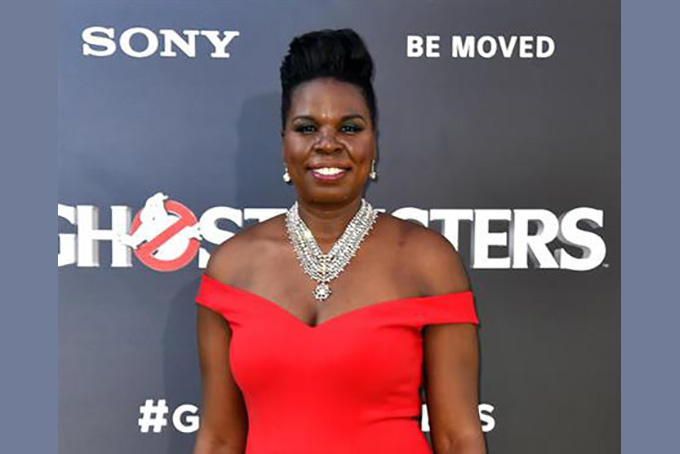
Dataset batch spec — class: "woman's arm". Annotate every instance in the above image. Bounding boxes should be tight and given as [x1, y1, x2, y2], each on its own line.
[412, 228, 487, 454]
[193, 306, 248, 454]
[424, 323, 485, 454]
[193, 244, 249, 454]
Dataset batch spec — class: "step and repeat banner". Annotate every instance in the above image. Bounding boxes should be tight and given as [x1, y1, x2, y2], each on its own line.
[58, 1, 620, 453]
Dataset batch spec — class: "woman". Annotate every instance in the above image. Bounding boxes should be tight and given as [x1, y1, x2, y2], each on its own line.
[194, 29, 485, 454]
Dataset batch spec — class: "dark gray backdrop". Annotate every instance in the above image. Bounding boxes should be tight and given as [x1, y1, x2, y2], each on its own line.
[58, 1, 620, 453]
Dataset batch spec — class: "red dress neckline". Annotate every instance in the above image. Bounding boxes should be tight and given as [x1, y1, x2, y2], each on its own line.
[200, 272, 476, 331]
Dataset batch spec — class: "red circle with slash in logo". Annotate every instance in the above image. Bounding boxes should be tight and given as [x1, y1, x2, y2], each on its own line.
[130, 200, 200, 272]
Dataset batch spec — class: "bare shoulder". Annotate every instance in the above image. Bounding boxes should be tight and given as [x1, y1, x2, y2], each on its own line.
[385, 214, 470, 295]
[205, 214, 286, 284]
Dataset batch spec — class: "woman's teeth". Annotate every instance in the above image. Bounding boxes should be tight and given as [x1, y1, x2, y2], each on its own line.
[313, 167, 345, 175]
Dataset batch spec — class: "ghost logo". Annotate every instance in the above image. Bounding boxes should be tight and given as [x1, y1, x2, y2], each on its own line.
[116, 192, 203, 271]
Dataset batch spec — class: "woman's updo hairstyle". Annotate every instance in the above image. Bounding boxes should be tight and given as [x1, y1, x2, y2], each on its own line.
[279, 28, 378, 131]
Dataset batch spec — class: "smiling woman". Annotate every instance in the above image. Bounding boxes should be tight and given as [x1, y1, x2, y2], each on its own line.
[279, 30, 379, 206]
[193, 28, 485, 454]
[283, 77, 375, 201]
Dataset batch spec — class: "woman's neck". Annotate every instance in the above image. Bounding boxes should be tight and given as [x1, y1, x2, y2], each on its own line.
[295, 197, 364, 247]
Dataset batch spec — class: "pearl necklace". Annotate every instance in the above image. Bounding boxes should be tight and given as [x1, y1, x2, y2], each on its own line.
[285, 198, 379, 302]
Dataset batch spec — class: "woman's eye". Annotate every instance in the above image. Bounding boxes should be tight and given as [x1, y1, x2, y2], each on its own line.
[340, 124, 363, 134]
[295, 124, 317, 134]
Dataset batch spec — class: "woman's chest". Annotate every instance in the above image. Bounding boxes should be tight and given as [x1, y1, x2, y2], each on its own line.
[227, 314, 425, 398]
[235, 220, 421, 327]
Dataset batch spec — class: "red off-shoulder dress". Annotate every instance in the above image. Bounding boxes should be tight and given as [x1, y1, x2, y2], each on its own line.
[196, 272, 479, 454]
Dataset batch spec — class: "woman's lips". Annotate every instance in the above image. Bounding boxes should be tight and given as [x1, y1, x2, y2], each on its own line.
[309, 168, 350, 182]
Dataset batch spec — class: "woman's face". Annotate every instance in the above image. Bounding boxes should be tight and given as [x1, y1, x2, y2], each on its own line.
[282, 77, 376, 205]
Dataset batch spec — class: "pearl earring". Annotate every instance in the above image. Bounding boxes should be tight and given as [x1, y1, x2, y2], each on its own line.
[369, 159, 378, 180]
[283, 166, 292, 183]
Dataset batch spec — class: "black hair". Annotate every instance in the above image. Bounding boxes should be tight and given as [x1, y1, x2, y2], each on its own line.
[279, 28, 378, 131]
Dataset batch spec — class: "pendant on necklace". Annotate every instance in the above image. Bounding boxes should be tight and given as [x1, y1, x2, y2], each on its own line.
[314, 282, 332, 302]
[314, 261, 331, 302]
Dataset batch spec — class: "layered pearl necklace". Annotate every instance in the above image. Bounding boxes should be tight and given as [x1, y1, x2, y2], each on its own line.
[285, 198, 379, 302]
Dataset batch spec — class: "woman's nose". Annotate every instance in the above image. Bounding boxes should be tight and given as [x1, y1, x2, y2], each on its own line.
[314, 127, 341, 151]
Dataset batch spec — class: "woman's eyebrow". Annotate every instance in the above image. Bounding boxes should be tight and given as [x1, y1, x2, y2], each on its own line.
[292, 115, 316, 122]
[292, 114, 366, 122]
[341, 114, 366, 122]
